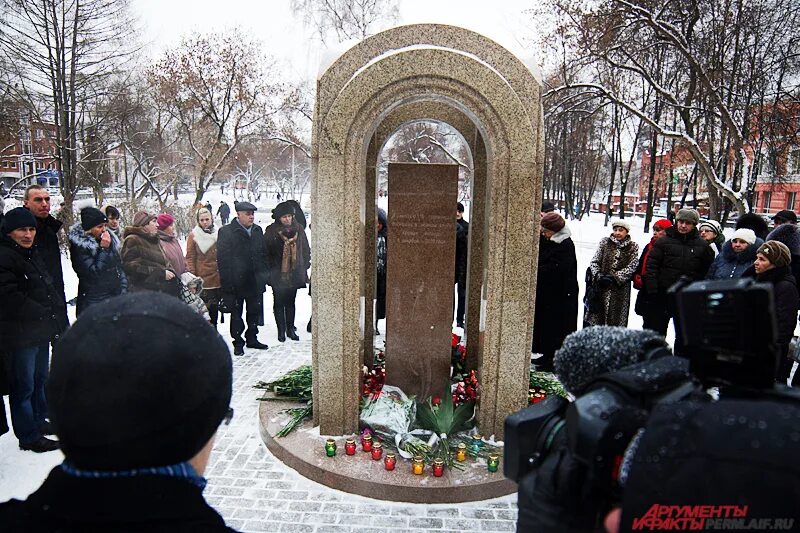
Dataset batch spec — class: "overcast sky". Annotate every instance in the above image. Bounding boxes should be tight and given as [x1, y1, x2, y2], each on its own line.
[131, 0, 540, 83]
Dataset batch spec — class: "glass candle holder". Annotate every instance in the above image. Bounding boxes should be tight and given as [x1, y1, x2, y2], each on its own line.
[371, 441, 383, 460]
[344, 439, 356, 456]
[487, 454, 500, 473]
[325, 439, 337, 457]
[470, 434, 484, 453]
[432, 458, 445, 477]
[384, 453, 396, 471]
[362, 434, 373, 452]
[455, 443, 467, 462]
[412, 455, 425, 475]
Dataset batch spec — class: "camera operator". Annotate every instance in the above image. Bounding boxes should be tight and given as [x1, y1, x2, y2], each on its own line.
[507, 280, 800, 533]
[512, 327, 695, 532]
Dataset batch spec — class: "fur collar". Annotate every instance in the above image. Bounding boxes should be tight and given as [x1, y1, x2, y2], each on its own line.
[190, 225, 218, 254]
[721, 237, 763, 264]
[550, 225, 572, 244]
[607, 234, 634, 248]
[766, 224, 800, 255]
[68, 222, 120, 251]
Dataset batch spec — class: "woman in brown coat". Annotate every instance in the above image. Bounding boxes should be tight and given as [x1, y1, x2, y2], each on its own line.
[185, 208, 221, 325]
[121, 211, 177, 295]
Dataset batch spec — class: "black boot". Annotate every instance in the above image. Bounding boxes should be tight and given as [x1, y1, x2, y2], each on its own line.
[20, 436, 59, 453]
[275, 308, 286, 343]
[307, 315, 312, 333]
[286, 305, 299, 341]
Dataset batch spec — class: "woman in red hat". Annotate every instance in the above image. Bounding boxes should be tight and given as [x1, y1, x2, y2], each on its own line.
[633, 219, 672, 330]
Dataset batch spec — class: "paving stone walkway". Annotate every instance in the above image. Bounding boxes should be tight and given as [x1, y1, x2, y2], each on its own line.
[208, 339, 518, 532]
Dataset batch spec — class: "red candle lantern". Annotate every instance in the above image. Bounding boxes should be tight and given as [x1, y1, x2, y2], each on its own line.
[371, 441, 383, 460]
[362, 434, 373, 452]
[344, 438, 357, 456]
[432, 458, 445, 477]
[384, 453, 396, 470]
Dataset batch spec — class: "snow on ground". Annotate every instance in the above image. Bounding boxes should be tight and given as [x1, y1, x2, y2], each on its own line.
[0, 199, 771, 504]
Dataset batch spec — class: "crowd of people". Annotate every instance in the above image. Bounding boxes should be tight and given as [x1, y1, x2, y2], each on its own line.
[533, 203, 800, 387]
[0, 185, 310, 456]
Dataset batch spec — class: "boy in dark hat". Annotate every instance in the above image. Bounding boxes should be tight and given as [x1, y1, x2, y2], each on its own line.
[0, 292, 237, 531]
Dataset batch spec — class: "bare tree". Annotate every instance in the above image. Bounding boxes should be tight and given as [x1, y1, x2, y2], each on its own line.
[534, 0, 800, 216]
[291, 0, 399, 43]
[0, 0, 139, 221]
[148, 30, 281, 205]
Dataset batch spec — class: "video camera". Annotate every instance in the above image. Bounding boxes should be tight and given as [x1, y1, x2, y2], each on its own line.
[505, 278, 797, 531]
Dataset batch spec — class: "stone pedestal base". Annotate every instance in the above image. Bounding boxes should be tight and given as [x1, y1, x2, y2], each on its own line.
[259, 399, 517, 504]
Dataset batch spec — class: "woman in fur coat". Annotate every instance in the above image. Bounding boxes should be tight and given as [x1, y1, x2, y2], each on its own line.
[585, 219, 639, 327]
[185, 208, 221, 325]
[68, 207, 127, 315]
[121, 211, 177, 295]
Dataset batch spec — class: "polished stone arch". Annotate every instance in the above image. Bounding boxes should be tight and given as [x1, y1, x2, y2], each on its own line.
[311, 24, 544, 438]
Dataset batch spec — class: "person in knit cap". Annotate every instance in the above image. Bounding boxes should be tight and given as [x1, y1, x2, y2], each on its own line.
[585, 219, 639, 327]
[633, 219, 672, 329]
[748, 240, 798, 386]
[0, 207, 67, 453]
[68, 207, 127, 316]
[264, 201, 311, 343]
[0, 292, 237, 531]
[531, 212, 578, 371]
[121, 210, 177, 295]
[766, 209, 800, 285]
[643, 208, 714, 351]
[706, 228, 762, 280]
[156, 213, 187, 277]
[186, 207, 221, 326]
[697, 219, 725, 256]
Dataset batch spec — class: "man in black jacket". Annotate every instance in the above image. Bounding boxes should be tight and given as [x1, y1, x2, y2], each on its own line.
[643, 208, 714, 350]
[0, 292, 238, 532]
[454, 202, 469, 328]
[0, 208, 66, 453]
[23, 185, 67, 333]
[217, 201, 269, 355]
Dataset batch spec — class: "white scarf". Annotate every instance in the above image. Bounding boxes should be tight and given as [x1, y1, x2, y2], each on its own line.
[191, 225, 218, 254]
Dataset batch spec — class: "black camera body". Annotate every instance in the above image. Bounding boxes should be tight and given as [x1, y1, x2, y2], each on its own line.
[506, 278, 793, 530]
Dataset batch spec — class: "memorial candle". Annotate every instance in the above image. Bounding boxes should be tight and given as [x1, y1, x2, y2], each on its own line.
[325, 439, 337, 457]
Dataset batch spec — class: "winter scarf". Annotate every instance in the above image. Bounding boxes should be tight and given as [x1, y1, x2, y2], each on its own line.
[280, 226, 302, 281]
[190, 225, 218, 254]
[549, 225, 572, 244]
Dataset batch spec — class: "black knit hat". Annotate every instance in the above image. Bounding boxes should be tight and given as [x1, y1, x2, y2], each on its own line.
[48, 292, 233, 470]
[2, 207, 37, 234]
[80, 207, 107, 231]
[272, 201, 295, 220]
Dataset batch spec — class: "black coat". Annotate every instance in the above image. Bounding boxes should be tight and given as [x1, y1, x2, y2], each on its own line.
[217, 220, 269, 297]
[30, 212, 68, 329]
[0, 236, 68, 350]
[0, 467, 238, 532]
[455, 218, 469, 284]
[532, 228, 579, 360]
[264, 221, 310, 290]
[68, 223, 128, 315]
[754, 265, 798, 349]
[643, 226, 714, 296]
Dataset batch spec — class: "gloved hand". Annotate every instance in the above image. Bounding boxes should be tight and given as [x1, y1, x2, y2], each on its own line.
[597, 274, 615, 289]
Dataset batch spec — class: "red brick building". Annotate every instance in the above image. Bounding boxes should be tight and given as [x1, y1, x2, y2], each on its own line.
[0, 112, 60, 192]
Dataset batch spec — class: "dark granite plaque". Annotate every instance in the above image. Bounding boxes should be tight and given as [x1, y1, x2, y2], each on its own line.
[384, 163, 459, 400]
